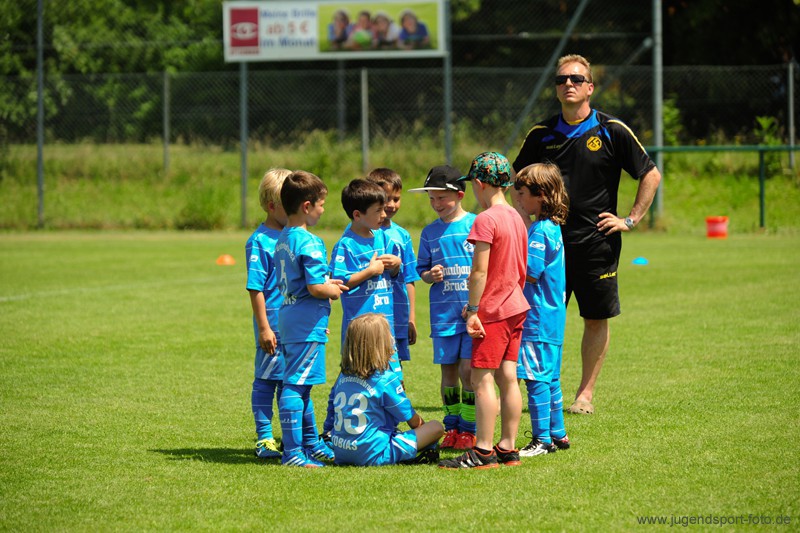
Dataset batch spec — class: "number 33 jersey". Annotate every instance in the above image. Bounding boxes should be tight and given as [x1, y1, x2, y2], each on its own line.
[329, 369, 413, 466]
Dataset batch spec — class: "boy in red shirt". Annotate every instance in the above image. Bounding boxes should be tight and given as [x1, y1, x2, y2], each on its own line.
[438, 152, 529, 469]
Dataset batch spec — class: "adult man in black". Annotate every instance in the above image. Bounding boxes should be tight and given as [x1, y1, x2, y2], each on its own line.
[512, 54, 662, 415]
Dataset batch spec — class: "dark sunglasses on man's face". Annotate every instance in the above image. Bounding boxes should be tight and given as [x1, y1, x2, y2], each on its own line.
[555, 74, 590, 86]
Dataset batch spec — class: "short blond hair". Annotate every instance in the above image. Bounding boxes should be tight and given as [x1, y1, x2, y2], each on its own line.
[258, 168, 291, 212]
[341, 313, 394, 379]
[557, 54, 593, 83]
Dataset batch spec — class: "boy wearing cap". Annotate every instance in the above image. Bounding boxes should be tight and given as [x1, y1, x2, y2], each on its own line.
[438, 152, 529, 470]
[411, 166, 478, 451]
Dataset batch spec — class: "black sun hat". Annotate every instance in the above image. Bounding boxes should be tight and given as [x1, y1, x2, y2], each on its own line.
[408, 165, 465, 193]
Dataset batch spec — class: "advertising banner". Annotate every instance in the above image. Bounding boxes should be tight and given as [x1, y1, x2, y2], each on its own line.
[223, 1, 445, 62]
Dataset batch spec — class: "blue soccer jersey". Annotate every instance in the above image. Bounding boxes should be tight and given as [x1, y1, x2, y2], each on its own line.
[521, 218, 566, 345]
[330, 228, 395, 348]
[416, 213, 476, 337]
[380, 222, 420, 341]
[275, 226, 332, 345]
[245, 223, 285, 380]
[330, 369, 415, 466]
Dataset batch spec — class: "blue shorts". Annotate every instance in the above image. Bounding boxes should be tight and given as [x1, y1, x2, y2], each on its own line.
[395, 337, 410, 362]
[333, 429, 418, 466]
[254, 344, 285, 381]
[517, 340, 562, 383]
[389, 350, 404, 382]
[282, 341, 326, 386]
[432, 332, 472, 365]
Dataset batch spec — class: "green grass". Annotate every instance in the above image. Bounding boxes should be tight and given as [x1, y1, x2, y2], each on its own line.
[1, 230, 798, 530]
[3, 141, 799, 234]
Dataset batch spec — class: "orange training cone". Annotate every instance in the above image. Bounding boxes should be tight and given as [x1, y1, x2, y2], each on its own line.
[216, 254, 236, 266]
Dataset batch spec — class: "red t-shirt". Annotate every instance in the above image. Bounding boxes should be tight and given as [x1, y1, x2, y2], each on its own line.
[467, 203, 530, 323]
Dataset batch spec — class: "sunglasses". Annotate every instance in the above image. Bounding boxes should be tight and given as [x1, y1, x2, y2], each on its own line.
[555, 74, 590, 86]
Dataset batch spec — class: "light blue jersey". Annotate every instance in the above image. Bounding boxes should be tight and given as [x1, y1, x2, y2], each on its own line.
[330, 369, 417, 466]
[416, 213, 476, 337]
[521, 218, 566, 345]
[275, 226, 331, 345]
[330, 228, 395, 348]
[380, 223, 420, 341]
[246, 223, 285, 380]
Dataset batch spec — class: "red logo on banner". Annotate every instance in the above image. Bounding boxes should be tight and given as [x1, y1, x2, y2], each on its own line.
[230, 8, 259, 51]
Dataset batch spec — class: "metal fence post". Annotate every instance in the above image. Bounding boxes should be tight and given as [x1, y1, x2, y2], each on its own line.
[759, 149, 766, 228]
[443, 0, 452, 165]
[163, 70, 170, 174]
[789, 59, 795, 169]
[361, 67, 369, 174]
[36, 0, 44, 229]
[240, 62, 248, 229]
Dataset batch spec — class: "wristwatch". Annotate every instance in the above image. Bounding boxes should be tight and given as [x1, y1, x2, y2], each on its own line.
[624, 217, 635, 230]
[466, 304, 479, 313]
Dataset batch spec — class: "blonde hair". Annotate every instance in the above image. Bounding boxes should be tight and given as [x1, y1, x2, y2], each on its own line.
[258, 168, 291, 212]
[514, 162, 570, 225]
[557, 54, 593, 83]
[340, 313, 394, 379]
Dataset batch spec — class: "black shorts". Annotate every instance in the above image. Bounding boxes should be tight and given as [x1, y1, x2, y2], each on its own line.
[564, 235, 621, 320]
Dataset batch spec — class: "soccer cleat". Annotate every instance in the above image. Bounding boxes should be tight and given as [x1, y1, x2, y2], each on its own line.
[438, 448, 499, 470]
[305, 437, 335, 461]
[320, 431, 332, 446]
[400, 444, 440, 465]
[493, 445, 521, 466]
[281, 449, 325, 468]
[552, 435, 571, 450]
[441, 428, 459, 449]
[519, 438, 557, 457]
[255, 438, 281, 459]
[453, 431, 476, 450]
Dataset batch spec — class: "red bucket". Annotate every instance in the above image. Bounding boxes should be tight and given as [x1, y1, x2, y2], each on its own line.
[705, 216, 729, 239]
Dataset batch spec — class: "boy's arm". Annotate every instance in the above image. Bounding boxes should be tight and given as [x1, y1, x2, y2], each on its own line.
[420, 264, 444, 284]
[308, 279, 348, 300]
[406, 411, 424, 429]
[248, 289, 277, 354]
[464, 241, 491, 339]
[343, 252, 384, 289]
[378, 254, 402, 277]
[406, 282, 417, 345]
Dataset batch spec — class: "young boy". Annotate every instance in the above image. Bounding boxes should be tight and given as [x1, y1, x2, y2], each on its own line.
[410, 166, 478, 451]
[514, 162, 571, 456]
[366, 168, 420, 376]
[275, 170, 347, 468]
[329, 178, 401, 353]
[245, 167, 291, 459]
[438, 152, 529, 470]
[322, 179, 402, 437]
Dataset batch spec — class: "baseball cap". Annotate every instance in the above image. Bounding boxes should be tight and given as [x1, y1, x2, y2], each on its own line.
[459, 151, 514, 187]
[408, 165, 466, 193]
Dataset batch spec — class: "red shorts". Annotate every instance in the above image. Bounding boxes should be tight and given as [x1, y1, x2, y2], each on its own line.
[470, 312, 526, 369]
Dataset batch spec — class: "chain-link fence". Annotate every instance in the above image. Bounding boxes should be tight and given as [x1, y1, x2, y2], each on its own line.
[4, 64, 797, 148]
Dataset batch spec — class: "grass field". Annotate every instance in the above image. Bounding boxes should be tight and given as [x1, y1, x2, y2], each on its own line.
[1, 230, 798, 530]
[3, 142, 800, 235]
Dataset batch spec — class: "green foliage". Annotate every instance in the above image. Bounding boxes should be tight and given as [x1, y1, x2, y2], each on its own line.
[3, 138, 800, 233]
[754, 115, 784, 177]
[176, 182, 233, 230]
[1, 232, 798, 529]
[662, 95, 684, 146]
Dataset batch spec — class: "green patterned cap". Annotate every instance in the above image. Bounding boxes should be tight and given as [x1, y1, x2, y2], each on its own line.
[459, 151, 513, 187]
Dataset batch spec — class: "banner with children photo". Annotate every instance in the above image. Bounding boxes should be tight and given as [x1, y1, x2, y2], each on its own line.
[224, 1, 445, 62]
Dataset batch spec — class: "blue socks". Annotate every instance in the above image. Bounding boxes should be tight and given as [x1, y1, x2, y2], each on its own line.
[549, 380, 567, 440]
[279, 384, 309, 454]
[252, 378, 282, 441]
[525, 380, 552, 443]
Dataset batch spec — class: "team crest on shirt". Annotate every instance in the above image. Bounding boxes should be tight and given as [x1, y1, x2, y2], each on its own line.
[586, 136, 602, 151]
[462, 239, 474, 253]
